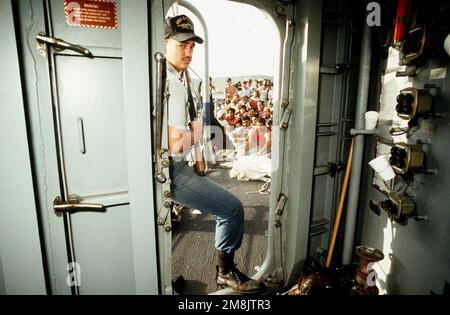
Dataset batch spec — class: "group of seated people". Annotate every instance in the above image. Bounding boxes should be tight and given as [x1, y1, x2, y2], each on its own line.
[214, 78, 274, 183]
[172, 77, 273, 221]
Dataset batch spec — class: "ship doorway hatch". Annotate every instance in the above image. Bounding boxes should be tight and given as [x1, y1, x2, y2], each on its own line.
[15, 0, 159, 294]
[159, 0, 284, 295]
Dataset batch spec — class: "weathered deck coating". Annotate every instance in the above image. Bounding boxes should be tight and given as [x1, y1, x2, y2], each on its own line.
[172, 167, 270, 295]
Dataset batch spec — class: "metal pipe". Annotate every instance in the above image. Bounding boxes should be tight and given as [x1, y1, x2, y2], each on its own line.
[342, 20, 372, 265]
[349, 128, 378, 136]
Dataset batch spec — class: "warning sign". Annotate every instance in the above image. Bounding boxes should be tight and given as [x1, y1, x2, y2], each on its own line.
[64, 0, 118, 30]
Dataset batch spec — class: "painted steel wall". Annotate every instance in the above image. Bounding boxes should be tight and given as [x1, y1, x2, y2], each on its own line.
[357, 18, 450, 294]
[0, 0, 47, 295]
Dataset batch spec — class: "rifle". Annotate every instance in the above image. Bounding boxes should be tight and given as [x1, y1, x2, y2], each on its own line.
[186, 71, 206, 176]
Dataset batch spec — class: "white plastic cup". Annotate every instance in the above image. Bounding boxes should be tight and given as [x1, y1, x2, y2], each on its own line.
[369, 155, 390, 173]
[378, 166, 396, 181]
[365, 111, 379, 130]
[444, 33, 450, 57]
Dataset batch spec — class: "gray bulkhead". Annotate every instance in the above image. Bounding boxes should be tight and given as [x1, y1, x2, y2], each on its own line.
[1, 0, 449, 295]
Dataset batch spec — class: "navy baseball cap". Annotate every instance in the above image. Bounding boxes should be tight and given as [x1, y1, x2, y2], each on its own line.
[164, 15, 204, 44]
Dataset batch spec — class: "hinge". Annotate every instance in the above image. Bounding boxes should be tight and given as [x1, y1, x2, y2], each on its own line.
[156, 151, 172, 232]
[157, 199, 172, 225]
[280, 107, 292, 131]
[274, 193, 287, 229]
[274, 193, 288, 216]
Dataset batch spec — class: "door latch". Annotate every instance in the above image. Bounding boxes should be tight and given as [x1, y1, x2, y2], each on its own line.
[36, 32, 93, 58]
[53, 195, 105, 214]
[153, 52, 171, 184]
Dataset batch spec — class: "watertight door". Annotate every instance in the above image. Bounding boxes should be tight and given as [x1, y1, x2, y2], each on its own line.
[16, 0, 158, 294]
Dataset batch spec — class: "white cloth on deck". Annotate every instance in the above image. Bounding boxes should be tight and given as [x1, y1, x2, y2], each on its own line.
[230, 154, 271, 181]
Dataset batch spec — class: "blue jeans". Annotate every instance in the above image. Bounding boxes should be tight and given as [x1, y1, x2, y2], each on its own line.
[169, 160, 244, 253]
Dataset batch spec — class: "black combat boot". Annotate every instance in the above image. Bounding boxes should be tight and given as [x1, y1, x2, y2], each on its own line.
[216, 250, 266, 294]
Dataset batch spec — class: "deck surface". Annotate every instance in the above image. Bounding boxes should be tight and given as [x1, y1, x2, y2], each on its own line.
[171, 166, 270, 295]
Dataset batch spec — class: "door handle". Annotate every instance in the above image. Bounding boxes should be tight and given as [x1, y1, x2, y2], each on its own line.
[36, 32, 93, 58]
[53, 195, 105, 214]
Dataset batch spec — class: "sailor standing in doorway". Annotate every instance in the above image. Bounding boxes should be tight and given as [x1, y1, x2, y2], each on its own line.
[163, 14, 266, 294]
